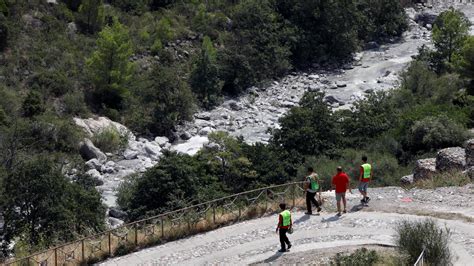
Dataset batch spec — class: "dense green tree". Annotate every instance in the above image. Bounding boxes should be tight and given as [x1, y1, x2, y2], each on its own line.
[275, 0, 359, 65]
[271, 92, 341, 157]
[22, 91, 44, 118]
[190, 36, 222, 109]
[78, 0, 104, 33]
[110, 0, 149, 14]
[121, 151, 202, 220]
[219, 0, 292, 94]
[0, 14, 7, 51]
[128, 65, 194, 136]
[0, 0, 8, 15]
[454, 36, 474, 95]
[338, 91, 399, 147]
[356, 0, 408, 41]
[406, 115, 468, 152]
[432, 8, 470, 66]
[1, 157, 105, 252]
[62, 0, 82, 11]
[86, 18, 134, 110]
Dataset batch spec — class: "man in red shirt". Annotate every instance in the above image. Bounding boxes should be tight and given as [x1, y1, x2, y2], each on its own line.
[331, 166, 351, 216]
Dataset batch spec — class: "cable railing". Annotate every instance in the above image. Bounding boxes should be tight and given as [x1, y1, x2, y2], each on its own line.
[3, 182, 306, 266]
[414, 247, 426, 266]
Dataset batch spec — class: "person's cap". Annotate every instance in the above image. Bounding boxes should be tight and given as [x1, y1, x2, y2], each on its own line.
[337, 166, 342, 171]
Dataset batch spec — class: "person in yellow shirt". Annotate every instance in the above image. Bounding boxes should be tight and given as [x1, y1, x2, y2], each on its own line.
[276, 203, 292, 252]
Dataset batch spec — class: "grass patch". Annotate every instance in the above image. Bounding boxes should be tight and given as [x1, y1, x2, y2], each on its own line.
[331, 247, 379, 266]
[92, 126, 128, 153]
[412, 170, 471, 189]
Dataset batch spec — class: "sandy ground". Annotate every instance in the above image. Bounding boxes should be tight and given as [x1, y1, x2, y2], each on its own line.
[100, 184, 474, 266]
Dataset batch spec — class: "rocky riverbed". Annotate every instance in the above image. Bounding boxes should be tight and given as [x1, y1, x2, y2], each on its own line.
[71, 2, 474, 227]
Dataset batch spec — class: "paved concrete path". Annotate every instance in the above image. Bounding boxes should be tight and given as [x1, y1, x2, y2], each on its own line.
[101, 185, 474, 265]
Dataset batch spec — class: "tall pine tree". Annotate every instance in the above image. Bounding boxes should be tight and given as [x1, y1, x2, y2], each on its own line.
[190, 36, 222, 109]
[86, 18, 134, 110]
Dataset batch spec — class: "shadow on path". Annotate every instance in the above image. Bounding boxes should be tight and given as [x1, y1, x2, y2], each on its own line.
[294, 214, 310, 224]
[262, 252, 284, 263]
[350, 204, 365, 213]
[321, 215, 340, 223]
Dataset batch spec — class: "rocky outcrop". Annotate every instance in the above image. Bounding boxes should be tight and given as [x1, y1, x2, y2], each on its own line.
[74, 117, 133, 140]
[413, 158, 437, 181]
[79, 139, 107, 162]
[436, 147, 466, 172]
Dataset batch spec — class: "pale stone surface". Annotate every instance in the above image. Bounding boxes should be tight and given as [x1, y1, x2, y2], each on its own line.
[413, 158, 436, 181]
[436, 147, 466, 172]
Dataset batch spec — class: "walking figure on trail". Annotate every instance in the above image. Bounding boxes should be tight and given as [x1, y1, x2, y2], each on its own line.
[359, 156, 372, 204]
[276, 203, 292, 252]
[304, 167, 322, 215]
[331, 166, 351, 216]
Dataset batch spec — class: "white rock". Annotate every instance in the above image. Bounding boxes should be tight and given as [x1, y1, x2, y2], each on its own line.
[144, 142, 162, 158]
[154, 136, 170, 147]
[86, 169, 102, 180]
[199, 127, 214, 136]
[85, 158, 102, 171]
[123, 149, 138, 160]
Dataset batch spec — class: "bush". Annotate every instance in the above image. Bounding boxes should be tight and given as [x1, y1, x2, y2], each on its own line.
[62, 91, 89, 116]
[22, 91, 45, 117]
[331, 248, 379, 266]
[405, 115, 468, 152]
[395, 219, 452, 265]
[271, 92, 341, 157]
[92, 126, 127, 153]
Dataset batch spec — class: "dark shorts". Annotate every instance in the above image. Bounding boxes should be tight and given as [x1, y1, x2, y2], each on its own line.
[335, 192, 346, 201]
[358, 182, 369, 193]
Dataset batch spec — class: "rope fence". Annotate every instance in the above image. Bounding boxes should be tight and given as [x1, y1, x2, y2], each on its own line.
[3, 182, 306, 266]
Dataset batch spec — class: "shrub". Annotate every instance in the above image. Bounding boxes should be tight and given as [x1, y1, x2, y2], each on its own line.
[405, 115, 468, 152]
[22, 91, 45, 117]
[62, 91, 89, 116]
[92, 126, 127, 153]
[395, 219, 452, 265]
[331, 248, 379, 266]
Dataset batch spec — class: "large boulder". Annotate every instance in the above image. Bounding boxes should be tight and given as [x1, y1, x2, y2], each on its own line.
[466, 139, 474, 167]
[436, 147, 466, 172]
[413, 158, 436, 181]
[79, 139, 107, 162]
[85, 158, 102, 171]
[401, 174, 414, 184]
[109, 207, 128, 220]
[73, 117, 133, 140]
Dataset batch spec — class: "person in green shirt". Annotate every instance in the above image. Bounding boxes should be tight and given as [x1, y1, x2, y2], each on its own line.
[276, 203, 292, 252]
[304, 167, 322, 215]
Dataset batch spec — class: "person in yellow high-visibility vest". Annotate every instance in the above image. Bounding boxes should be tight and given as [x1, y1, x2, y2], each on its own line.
[276, 203, 292, 252]
[358, 155, 372, 204]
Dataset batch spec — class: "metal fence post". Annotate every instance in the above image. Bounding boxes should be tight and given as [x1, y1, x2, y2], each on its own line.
[212, 204, 216, 224]
[292, 183, 296, 208]
[108, 232, 112, 256]
[134, 223, 138, 246]
[54, 247, 58, 266]
[81, 239, 85, 262]
[161, 217, 164, 238]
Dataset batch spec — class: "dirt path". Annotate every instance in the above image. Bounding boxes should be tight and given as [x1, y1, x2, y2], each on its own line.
[100, 184, 474, 266]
